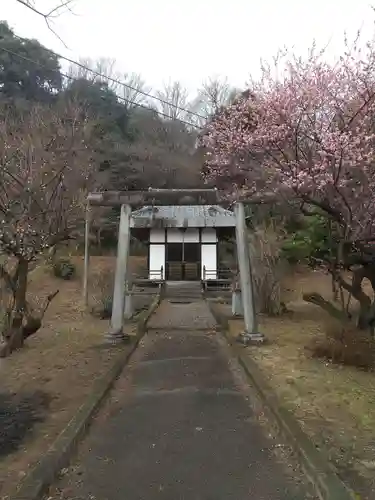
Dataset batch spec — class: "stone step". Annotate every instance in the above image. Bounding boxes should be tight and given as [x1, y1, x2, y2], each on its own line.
[167, 298, 200, 304]
[165, 291, 202, 297]
[165, 281, 203, 299]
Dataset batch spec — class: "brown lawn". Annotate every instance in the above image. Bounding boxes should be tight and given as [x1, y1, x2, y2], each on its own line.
[219, 267, 375, 500]
[0, 256, 146, 499]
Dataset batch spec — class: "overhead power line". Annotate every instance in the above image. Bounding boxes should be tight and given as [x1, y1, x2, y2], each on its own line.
[0, 45, 203, 129]
[12, 32, 207, 122]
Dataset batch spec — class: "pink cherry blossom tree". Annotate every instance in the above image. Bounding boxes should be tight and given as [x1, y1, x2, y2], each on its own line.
[201, 36, 375, 331]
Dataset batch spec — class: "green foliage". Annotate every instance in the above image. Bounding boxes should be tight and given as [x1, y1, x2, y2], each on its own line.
[281, 214, 337, 265]
[61, 78, 133, 173]
[107, 108, 201, 191]
[60, 79, 201, 193]
[53, 258, 76, 280]
[0, 22, 62, 102]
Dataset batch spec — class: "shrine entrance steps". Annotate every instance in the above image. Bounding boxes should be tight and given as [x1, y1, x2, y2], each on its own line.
[164, 280, 203, 303]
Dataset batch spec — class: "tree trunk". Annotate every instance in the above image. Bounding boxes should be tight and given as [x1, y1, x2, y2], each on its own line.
[332, 267, 375, 333]
[97, 228, 102, 252]
[331, 275, 338, 301]
[356, 300, 375, 337]
[0, 258, 28, 357]
[303, 292, 350, 322]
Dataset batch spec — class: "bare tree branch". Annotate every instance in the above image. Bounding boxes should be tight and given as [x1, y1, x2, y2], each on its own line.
[15, 0, 76, 46]
[15, 0, 75, 18]
[66, 58, 152, 111]
[191, 76, 239, 126]
[118, 72, 152, 110]
[156, 80, 190, 121]
[0, 99, 98, 261]
[66, 57, 118, 90]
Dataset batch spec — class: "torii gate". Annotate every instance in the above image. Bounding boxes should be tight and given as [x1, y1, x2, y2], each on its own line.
[83, 189, 264, 345]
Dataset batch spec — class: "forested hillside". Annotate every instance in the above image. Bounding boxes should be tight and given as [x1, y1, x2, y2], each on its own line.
[0, 21, 238, 193]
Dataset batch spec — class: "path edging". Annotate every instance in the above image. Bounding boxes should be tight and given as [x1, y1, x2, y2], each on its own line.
[208, 302, 356, 500]
[10, 292, 161, 500]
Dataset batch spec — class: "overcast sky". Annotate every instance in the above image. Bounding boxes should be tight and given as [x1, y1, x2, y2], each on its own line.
[2, 0, 375, 93]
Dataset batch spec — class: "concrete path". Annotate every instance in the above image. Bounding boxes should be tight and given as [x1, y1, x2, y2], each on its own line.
[47, 300, 314, 499]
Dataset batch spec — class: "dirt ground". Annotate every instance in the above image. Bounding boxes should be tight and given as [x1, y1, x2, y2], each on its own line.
[0, 255, 148, 499]
[218, 267, 375, 500]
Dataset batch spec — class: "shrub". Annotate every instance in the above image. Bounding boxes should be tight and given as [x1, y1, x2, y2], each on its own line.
[249, 222, 287, 315]
[52, 258, 76, 280]
[97, 295, 113, 319]
[281, 213, 337, 266]
[90, 268, 114, 319]
[307, 319, 375, 370]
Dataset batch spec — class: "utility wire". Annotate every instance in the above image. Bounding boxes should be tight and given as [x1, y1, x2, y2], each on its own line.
[0, 45, 203, 129]
[12, 32, 207, 121]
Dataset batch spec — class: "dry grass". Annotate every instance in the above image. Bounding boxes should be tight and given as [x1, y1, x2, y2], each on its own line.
[221, 267, 375, 499]
[308, 319, 375, 370]
[250, 222, 286, 315]
[0, 256, 145, 499]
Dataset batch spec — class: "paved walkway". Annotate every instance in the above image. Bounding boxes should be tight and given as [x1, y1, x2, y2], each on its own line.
[148, 300, 217, 330]
[48, 300, 314, 499]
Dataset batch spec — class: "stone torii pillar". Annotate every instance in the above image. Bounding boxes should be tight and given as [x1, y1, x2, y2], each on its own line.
[107, 203, 132, 343]
[82, 198, 132, 342]
[234, 202, 264, 344]
[82, 203, 91, 307]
